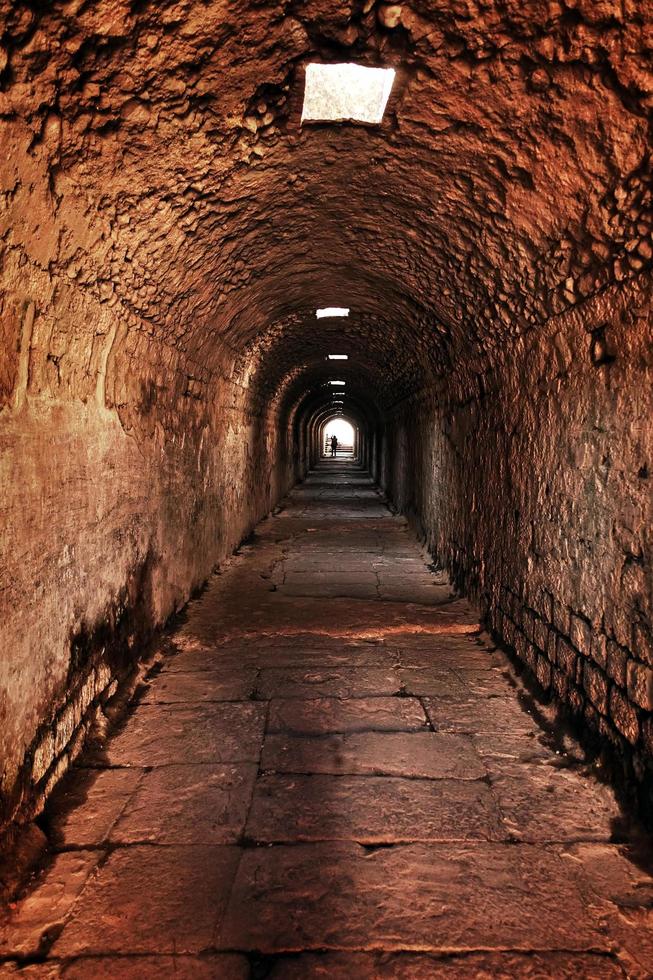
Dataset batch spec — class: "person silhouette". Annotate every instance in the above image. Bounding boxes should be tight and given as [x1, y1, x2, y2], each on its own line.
[331, 435, 338, 457]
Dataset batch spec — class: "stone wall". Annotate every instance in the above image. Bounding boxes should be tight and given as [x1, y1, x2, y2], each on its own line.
[0, 262, 293, 834]
[384, 274, 653, 800]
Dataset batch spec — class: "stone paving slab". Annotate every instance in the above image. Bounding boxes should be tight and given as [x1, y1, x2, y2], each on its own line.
[397, 667, 469, 697]
[267, 697, 428, 734]
[53, 846, 240, 956]
[0, 850, 102, 958]
[281, 582, 379, 599]
[35, 955, 251, 979]
[262, 951, 626, 978]
[98, 703, 266, 767]
[284, 572, 380, 584]
[394, 636, 503, 669]
[247, 645, 402, 669]
[423, 695, 537, 735]
[256, 666, 402, 699]
[46, 768, 143, 848]
[470, 734, 564, 783]
[246, 774, 504, 844]
[456, 667, 517, 696]
[217, 841, 609, 953]
[142, 669, 258, 703]
[110, 764, 257, 844]
[261, 732, 487, 779]
[564, 841, 653, 908]
[492, 766, 621, 842]
[162, 648, 262, 672]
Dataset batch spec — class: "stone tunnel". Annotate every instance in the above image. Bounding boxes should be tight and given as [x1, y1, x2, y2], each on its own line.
[0, 0, 652, 976]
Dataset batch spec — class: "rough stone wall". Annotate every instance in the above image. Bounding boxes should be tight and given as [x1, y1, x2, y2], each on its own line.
[385, 274, 653, 797]
[0, 249, 292, 834]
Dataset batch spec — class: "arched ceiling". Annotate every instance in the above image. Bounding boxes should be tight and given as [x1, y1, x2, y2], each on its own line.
[1, 0, 650, 413]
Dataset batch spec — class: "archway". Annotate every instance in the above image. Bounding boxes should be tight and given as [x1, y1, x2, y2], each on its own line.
[321, 417, 357, 458]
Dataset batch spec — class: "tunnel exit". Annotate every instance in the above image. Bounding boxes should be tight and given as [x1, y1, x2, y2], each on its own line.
[322, 418, 357, 458]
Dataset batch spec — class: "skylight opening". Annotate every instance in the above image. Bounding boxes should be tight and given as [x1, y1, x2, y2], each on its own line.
[327, 354, 348, 360]
[316, 307, 349, 319]
[329, 381, 346, 386]
[302, 63, 396, 125]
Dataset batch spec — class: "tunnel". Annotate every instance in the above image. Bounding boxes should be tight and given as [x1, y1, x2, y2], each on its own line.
[0, 0, 652, 974]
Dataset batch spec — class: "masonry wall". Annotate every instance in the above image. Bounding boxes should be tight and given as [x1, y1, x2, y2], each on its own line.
[0, 259, 293, 833]
[385, 275, 653, 799]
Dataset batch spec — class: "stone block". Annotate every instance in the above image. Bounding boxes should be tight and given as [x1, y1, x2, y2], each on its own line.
[423, 696, 536, 735]
[261, 732, 486, 780]
[606, 639, 628, 687]
[522, 608, 535, 643]
[568, 684, 585, 716]
[31, 731, 55, 784]
[570, 614, 592, 657]
[590, 631, 608, 670]
[633, 622, 653, 667]
[609, 687, 640, 744]
[553, 600, 570, 635]
[53, 846, 240, 956]
[546, 627, 558, 659]
[267, 697, 428, 735]
[217, 842, 608, 953]
[535, 654, 552, 690]
[533, 617, 548, 653]
[556, 637, 578, 679]
[102, 702, 266, 767]
[583, 662, 609, 715]
[111, 764, 257, 845]
[626, 660, 653, 712]
[48, 767, 142, 848]
[0, 850, 102, 958]
[552, 667, 569, 700]
[502, 617, 517, 649]
[245, 773, 504, 844]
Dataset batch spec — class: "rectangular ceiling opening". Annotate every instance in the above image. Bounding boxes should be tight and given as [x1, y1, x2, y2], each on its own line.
[330, 380, 346, 386]
[316, 307, 349, 319]
[302, 64, 395, 125]
[328, 354, 349, 360]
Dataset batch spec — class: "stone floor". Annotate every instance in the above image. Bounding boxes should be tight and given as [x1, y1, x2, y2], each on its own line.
[1, 462, 653, 978]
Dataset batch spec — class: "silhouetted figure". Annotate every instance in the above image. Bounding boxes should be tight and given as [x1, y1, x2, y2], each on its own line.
[331, 435, 338, 457]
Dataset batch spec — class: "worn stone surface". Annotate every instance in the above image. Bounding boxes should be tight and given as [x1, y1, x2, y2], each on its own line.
[142, 669, 258, 704]
[52, 846, 240, 956]
[263, 951, 626, 978]
[491, 766, 621, 842]
[57, 956, 250, 979]
[246, 774, 503, 844]
[217, 842, 607, 952]
[97, 703, 266, 767]
[0, 849, 101, 957]
[267, 696, 428, 734]
[110, 764, 257, 845]
[261, 732, 486, 780]
[257, 666, 401, 700]
[45, 768, 142, 849]
[423, 696, 537, 735]
[1, 471, 651, 973]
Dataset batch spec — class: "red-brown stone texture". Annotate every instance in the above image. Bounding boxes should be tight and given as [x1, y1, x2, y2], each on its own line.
[0, 0, 651, 832]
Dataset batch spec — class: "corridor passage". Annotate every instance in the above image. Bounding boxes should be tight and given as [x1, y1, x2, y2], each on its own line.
[1, 466, 652, 978]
